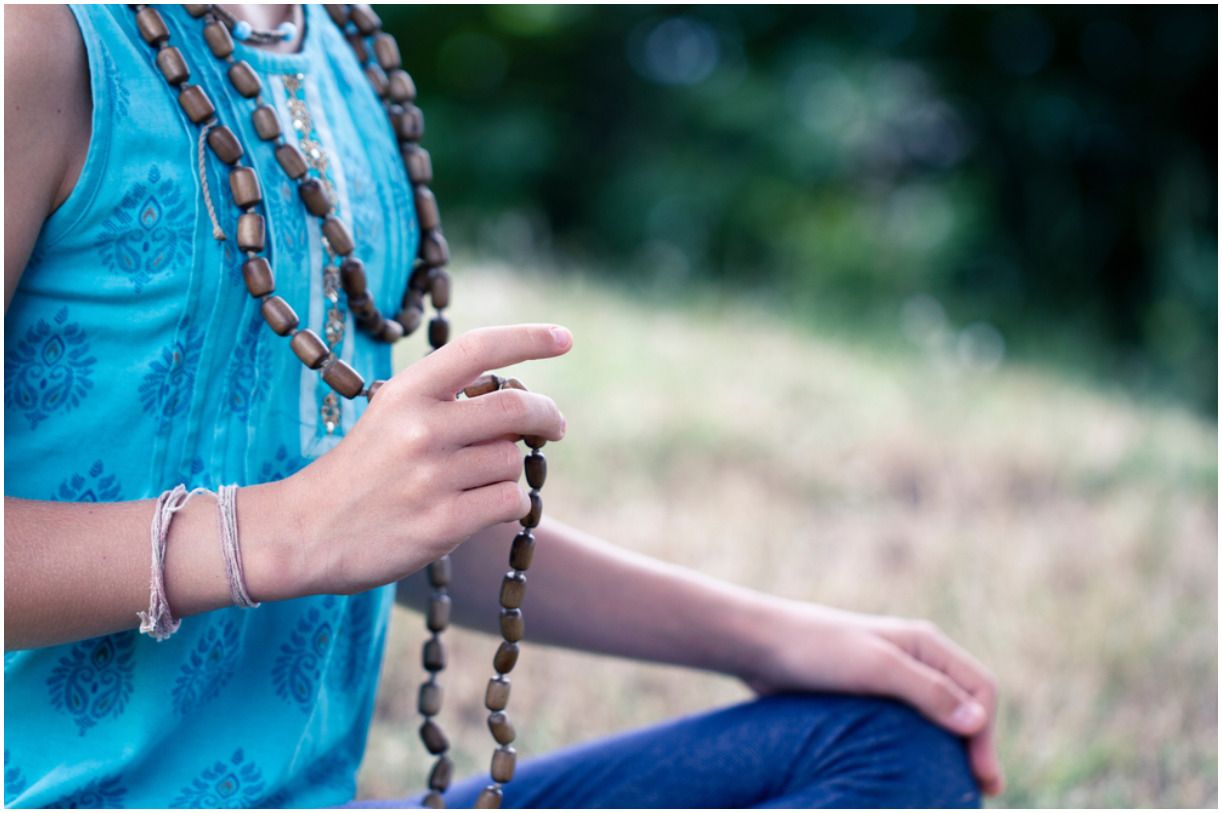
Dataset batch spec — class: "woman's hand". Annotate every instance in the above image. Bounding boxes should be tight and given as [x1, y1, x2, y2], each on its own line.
[742, 601, 1004, 796]
[258, 324, 572, 600]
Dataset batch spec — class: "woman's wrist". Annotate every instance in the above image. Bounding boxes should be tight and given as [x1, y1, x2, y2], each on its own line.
[237, 476, 319, 603]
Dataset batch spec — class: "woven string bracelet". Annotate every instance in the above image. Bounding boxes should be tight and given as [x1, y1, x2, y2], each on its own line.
[216, 483, 260, 609]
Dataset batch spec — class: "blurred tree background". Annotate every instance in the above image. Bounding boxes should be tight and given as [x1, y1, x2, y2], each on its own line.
[379, 4, 1217, 413]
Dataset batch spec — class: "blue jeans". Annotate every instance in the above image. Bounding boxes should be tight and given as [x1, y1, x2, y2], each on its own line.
[348, 693, 981, 808]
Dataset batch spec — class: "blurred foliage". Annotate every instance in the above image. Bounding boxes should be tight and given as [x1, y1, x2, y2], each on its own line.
[379, 5, 1217, 413]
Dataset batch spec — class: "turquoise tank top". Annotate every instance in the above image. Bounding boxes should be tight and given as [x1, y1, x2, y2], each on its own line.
[4, 5, 420, 807]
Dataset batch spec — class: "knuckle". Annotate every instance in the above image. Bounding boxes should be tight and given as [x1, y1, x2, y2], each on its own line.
[494, 389, 528, 420]
[498, 442, 522, 476]
[402, 418, 437, 451]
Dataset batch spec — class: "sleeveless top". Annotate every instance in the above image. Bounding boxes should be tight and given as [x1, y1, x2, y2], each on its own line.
[4, 5, 420, 807]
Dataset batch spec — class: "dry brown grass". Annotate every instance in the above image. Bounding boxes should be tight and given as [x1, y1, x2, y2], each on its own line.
[358, 263, 1218, 807]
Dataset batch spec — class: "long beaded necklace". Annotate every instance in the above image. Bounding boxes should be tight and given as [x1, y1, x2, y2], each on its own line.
[130, 5, 546, 808]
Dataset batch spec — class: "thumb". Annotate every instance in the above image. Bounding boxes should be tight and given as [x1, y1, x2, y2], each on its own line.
[876, 642, 989, 736]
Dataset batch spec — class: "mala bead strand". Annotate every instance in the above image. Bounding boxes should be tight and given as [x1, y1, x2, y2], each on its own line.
[417, 554, 454, 808]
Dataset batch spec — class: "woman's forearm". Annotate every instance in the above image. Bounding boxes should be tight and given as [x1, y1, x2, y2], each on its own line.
[398, 515, 786, 679]
[3, 483, 303, 650]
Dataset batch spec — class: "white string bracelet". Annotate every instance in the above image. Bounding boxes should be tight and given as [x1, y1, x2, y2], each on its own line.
[138, 484, 209, 641]
[217, 483, 260, 609]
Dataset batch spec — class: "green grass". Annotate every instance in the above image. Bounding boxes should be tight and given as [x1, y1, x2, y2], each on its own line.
[357, 262, 1218, 807]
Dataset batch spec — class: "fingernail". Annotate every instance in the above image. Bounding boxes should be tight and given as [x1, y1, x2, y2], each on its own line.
[951, 701, 986, 729]
[549, 326, 572, 349]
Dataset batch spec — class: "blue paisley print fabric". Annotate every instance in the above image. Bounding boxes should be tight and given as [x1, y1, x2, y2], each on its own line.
[4, 5, 415, 807]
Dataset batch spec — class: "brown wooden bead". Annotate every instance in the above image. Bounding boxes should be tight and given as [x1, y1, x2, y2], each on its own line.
[499, 609, 524, 642]
[422, 792, 444, 809]
[493, 642, 520, 675]
[323, 359, 365, 399]
[400, 144, 433, 185]
[136, 7, 169, 45]
[423, 637, 446, 671]
[386, 69, 417, 103]
[426, 593, 451, 632]
[228, 60, 261, 98]
[290, 329, 330, 369]
[419, 720, 449, 755]
[499, 571, 526, 610]
[345, 32, 369, 64]
[275, 143, 308, 179]
[428, 268, 451, 309]
[525, 452, 547, 489]
[428, 316, 449, 349]
[242, 256, 274, 297]
[419, 230, 450, 267]
[184, 4, 211, 17]
[373, 33, 401, 71]
[236, 213, 265, 252]
[298, 178, 332, 217]
[409, 262, 432, 293]
[364, 64, 387, 97]
[366, 379, 386, 400]
[348, 295, 379, 323]
[474, 787, 503, 809]
[427, 557, 451, 587]
[178, 85, 215, 124]
[521, 492, 542, 528]
[491, 747, 517, 783]
[252, 104, 281, 140]
[485, 676, 511, 711]
[156, 46, 190, 85]
[462, 374, 502, 399]
[509, 531, 535, 571]
[393, 104, 425, 142]
[229, 167, 262, 209]
[487, 711, 516, 745]
[204, 21, 234, 59]
[350, 4, 381, 35]
[427, 756, 454, 792]
[339, 258, 367, 296]
[376, 318, 404, 343]
[525, 434, 547, 451]
[413, 187, 440, 231]
[261, 296, 299, 336]
[503, 377, 527, 391]
[207, 126, 243, 164]
[323, 216, 355, 256]
[323, 4, 349, 26]
[418, 680, 443, 717]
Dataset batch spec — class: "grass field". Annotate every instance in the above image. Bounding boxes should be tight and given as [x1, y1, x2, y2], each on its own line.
[357, 263, 1218, 808]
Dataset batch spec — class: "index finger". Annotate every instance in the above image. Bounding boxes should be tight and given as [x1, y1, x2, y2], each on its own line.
[406, 324, 573, 398]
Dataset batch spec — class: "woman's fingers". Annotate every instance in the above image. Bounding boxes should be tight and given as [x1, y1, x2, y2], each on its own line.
[874, 641, 988, 736]
[406, 324, 573, 399]
[449, 440, 523, 490]
[444, 388, 566, 447]
[448, 480, 530, 538]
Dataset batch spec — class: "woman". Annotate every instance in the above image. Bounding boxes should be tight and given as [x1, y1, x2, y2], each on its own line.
[4, 4, 1002, 808]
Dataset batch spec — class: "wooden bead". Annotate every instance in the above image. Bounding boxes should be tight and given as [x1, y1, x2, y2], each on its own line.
[290, 329, 330, 370]
[525, 452, 546, 489]
[366, 379, 386, 400]
[348, 295, 379, 323]
[485, 676, 511, 711]
[493, 642, 520, 676]
[364, 64, 387, 97]
[386, 69, 417, 103]
[345, 32, 369, 64]
[474, 786, 502, 809]
[491, 747, 516, 784]
[427, 756, 454, 792]
[397, 305, 423, 335]
[521, 492, 542, 528]
[488, 712, 516, 746]
[323, 359, 365, 399]
[418, 680, 443, 717]
[509, 531, 535, 571]
[503, 377, 527, 391]
[422, 792, 444, 809]
[184, 4, 211, 17]
[275, 143, 308, 179]
[463, 374, 501, 399]
[229, 167, 262, 208]
[323, 216, 355, 256]
[429, 267, 451, 309]
[419, 230, 450, 266]
[414, 186, 440, 231]
[393, 105, 425, 142]
[228, 60, 261, 98]
[499, 571, 526, 610]
[207, 126, 243, 164]
[136, 7, 169, 45]
[178, 85, 215, 124]
[428, 316, 449, 349]
[350, 4, 381, 35]
[409, 262, 432, 293]
[340, 258, 367, 296]
[419, 720, 449, 755]
[242, 256, 274, 297]
[298, 178, 332, 217]
[427, 593, 451, 632]
[525, 434, 547, 451]
[373, 33, 400, 70]
[237, 213, 265, 252]
[252, 104, 281, 140]
[499, 609, 524, 642]
[401, 144, 433, 185]
[423, 637, 446, 671]
[204, 21, 234, 59]
[427, 557, 451, 587]
[377, 318, 404, 343]
[156, 46, 189, 85]
[323, 4, 349, 26]
[261, 296, 299, 336]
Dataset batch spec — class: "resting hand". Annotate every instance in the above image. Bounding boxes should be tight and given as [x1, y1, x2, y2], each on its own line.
[742, 602, 1004, 796]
